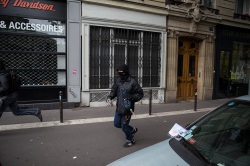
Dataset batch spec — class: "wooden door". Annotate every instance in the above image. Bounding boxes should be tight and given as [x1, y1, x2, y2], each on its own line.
[177, 38, 199, 100]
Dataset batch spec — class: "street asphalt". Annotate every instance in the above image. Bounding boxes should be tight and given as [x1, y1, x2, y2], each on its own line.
[0, 98, 231, 131]
[0, 98, 233, 166]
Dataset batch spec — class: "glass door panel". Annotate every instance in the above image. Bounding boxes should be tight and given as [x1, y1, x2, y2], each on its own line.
[189, 55, 196, 77]
[219, 51, 231, 98]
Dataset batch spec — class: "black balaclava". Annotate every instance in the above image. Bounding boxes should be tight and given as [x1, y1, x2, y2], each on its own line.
[117, 64, 129, 81]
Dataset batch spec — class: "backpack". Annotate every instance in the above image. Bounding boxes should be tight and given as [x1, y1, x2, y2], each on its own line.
[9, 71, 22, 92]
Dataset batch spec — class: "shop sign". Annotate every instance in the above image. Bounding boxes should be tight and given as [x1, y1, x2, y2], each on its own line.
[0, 0, 9, 7]
[0, 0, 55, 11]
[0, 0, 66, 20]
[0, 16, 65, 35]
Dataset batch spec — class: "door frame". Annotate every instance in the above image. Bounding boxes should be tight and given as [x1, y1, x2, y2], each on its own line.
[177, 38, 199, 101]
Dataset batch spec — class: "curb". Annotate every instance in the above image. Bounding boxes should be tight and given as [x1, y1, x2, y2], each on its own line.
[0, 107, 214, 131]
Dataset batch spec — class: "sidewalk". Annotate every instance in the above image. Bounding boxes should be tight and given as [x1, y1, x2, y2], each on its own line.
[0, 98, 231, 130]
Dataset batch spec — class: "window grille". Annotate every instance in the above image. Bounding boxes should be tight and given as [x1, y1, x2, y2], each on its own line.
[89, 26, 161, 89]
[0, 33, 66, 86]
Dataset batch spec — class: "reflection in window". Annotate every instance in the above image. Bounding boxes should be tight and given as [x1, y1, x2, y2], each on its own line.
[0, 35, 66, 53]
[191, 101, 250, 166]
[220, 51, 230, 79]
[231, 42, 250, 84]
[189, 56, 196, 77]
[178, 55, 183, 77]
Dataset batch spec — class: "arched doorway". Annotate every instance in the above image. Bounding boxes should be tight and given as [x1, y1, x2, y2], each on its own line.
[177, 38, 199, 100]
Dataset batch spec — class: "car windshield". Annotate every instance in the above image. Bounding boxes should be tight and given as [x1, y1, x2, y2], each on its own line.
[184, 99, 250, 166]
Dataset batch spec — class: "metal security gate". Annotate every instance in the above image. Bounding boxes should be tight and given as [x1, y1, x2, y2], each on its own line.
[0, 33, 67, 103]
[0, 16, 67, 103]
[1, 34, 59, 86]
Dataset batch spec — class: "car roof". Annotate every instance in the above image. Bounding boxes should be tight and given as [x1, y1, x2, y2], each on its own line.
[235, 95, 250, 101]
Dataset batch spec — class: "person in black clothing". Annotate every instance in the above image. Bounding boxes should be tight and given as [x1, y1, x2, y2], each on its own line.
[0, 58, 42, 122]
[107, 64, 144, 147]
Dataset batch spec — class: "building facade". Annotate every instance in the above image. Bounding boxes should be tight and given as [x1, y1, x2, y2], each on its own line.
[166, 0, 250, 101]
[165, 1, 220, 102]
[80, 0, 218, 106]
[81, 0, 167, 106]
[81, 0, 250, 106]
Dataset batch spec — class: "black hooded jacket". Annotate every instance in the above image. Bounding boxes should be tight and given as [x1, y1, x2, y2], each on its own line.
[108, 65, 144, 115]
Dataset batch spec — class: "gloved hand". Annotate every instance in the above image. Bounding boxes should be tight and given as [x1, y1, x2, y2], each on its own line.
[106, 97, 112, 106]
[106, 97, 111, 103]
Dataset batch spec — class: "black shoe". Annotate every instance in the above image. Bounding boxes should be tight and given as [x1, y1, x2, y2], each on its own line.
[132, 127, 138, 137]
[123, 139, 135, 148]
[36, 109, 43, 122]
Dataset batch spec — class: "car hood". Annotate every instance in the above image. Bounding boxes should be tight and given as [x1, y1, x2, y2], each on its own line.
[107, 139, 188, 166]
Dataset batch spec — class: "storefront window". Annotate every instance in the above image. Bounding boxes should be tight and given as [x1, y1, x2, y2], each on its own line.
[230, 42, 250, 96]
[231, 42, 250, 83]
[0, 16, 66, 87]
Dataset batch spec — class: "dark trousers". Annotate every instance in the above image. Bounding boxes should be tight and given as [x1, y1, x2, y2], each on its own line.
[114, 112, 133, 141]
[0, 92, 39, 118]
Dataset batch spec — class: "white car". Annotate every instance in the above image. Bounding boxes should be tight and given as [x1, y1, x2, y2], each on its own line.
[108, 95, 250, 166]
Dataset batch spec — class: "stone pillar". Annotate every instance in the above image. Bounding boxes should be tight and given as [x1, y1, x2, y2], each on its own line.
[198, 35, 215, 100]
[166, 29, 178, 102]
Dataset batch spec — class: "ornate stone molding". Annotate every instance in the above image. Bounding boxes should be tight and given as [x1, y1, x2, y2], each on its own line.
[186, 3, 206, 34]
[167, 29, 179, 38]
[187, 3, 206, 23]
[205, 34, 216, 43]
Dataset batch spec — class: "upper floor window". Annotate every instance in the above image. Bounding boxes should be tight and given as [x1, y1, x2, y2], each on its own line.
[200, 0, 216, 9]
[166, 0, 216, 9]
[235, 0, 250, 15]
